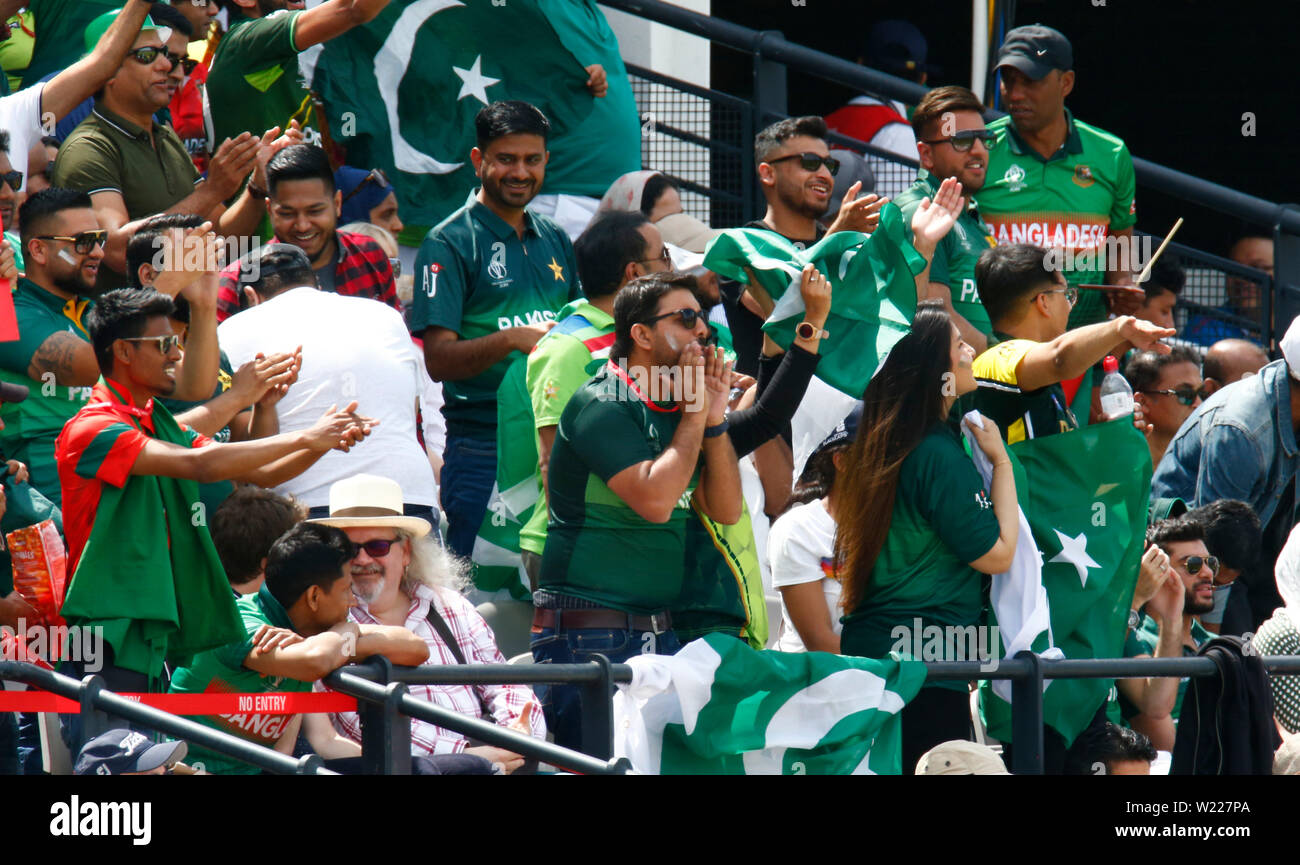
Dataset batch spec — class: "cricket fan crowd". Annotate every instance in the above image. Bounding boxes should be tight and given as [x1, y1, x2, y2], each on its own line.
[0, 1, 1290, 777]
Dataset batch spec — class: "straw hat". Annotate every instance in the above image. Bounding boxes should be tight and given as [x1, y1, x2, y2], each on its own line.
[308, 474, 431, 536]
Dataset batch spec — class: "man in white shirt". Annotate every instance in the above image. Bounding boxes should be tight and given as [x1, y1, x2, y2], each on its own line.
[217, 244, 440, 529]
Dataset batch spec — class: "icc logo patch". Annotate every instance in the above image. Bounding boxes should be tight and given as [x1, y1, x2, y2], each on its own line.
[1073, 164, 1095, 187]
[1002, 164, 1026, 192]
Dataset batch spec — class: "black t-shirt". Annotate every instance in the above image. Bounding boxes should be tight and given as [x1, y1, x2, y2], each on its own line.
[718, 219, 827, 377]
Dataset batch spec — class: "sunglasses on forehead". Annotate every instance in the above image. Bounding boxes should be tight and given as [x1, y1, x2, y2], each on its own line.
[342, 168, 392, 204]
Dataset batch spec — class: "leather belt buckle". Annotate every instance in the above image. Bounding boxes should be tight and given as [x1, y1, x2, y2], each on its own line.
[649, 613, 667, 635]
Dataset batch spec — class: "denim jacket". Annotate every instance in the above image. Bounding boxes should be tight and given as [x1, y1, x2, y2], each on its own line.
[1152, 359, 1299, 528]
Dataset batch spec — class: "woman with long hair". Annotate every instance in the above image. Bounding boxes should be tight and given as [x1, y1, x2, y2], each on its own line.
[837, 299, 1019, 773]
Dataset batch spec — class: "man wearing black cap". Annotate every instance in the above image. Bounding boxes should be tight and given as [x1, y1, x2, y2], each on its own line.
[977, 24, 1138, 334]
[74, 728, 190, 775]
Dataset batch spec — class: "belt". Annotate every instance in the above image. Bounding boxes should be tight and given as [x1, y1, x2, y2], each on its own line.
[532, 607, 673, 635]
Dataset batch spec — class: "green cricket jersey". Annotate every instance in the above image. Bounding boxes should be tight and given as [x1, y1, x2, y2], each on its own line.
[540, 363, 697, 614]
[1119, 614, 1213, 722]
[409, 192, 581, 440]
[0, 279, 93, 505]
[972, 335, 1079, 444]
[976, 109, 1137, 329]
[21, 0, 119, 87]
[893, 169, 996, 338]
[840, 423, 1000, 690]
[206, 10, 320, 146]
[169, 586, 313, 775]
[518, 300, 614, 556]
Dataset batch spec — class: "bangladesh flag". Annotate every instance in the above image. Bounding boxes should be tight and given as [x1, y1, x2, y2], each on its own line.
[614, 634, 927, 774]
[701, 203, 926, 397]
[310, 0, 596, 229]
[979, 418, 1153, 746]
[471, 355, 535, 600]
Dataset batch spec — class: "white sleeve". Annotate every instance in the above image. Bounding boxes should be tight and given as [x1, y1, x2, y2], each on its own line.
[0, 82, 47, 193]
[768, 508, 827, 588]
[419, 364, 446, 458]
[871, 122, 919, 162]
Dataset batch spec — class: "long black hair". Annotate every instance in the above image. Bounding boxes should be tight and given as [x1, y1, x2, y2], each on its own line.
[834, 299, 955, 613]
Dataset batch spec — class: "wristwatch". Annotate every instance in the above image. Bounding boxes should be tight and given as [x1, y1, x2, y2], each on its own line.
[796, 321, 829, 341]
[1127, 608, 1141, 630]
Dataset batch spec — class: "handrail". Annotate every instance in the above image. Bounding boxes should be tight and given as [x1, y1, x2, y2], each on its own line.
[599, 0, 1300, 235]
[0, 661, 334, 775]
[323, 667, 632, 775]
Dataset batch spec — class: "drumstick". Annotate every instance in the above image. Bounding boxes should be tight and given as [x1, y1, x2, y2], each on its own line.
[1135, 217, 1184, 286]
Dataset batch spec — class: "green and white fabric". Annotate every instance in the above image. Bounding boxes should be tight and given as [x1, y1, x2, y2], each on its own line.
[614, 633, 927, 775]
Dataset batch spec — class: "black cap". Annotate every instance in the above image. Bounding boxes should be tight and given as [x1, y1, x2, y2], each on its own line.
[238, 242, 315, 289]
[813, 403, 863, 457]
[74, 729, 187, 775]
[996, 24, 1073, 80]
[863, 20, 932, 78]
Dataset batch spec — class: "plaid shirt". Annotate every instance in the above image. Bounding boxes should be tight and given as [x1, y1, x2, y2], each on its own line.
[216, 231, 400, 322]
[321, 583, 546, 755]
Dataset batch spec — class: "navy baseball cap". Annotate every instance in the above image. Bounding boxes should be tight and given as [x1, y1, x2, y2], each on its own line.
[996, 24, 1073, 80]
[814, 403, 863, 457]
[863, 20, 932, 78]
[74, 729, 187, 775]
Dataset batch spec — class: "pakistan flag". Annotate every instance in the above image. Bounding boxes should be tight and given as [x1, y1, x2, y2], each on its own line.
[979, 418, 1153, 746]
[310, 0, 597, 228]
[615, 634, 927, 774]
[702, 203, 927, 397]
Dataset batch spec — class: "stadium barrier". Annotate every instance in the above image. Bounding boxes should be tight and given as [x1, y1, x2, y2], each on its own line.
[8, 653, 1300, 774]
[608, 0, 1298, 347]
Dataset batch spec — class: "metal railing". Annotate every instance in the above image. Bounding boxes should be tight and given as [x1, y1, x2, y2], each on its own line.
[607, 0, 1297, 348]
[0, 661, 334, 775]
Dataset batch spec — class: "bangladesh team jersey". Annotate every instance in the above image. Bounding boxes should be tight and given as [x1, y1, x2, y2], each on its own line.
[169, 586, 314, 775]
[409, 192, 581, 440]
[972, 335, 1079, 443]
[840, 423, 1000, 690]
[518, 301, 614, 556]
[540, 363, 697, 614]
[0, 279, 94, 506]
[893, 170, 996, 337]
[206, 10, 319, 146]
[976, 109, 1137, 329]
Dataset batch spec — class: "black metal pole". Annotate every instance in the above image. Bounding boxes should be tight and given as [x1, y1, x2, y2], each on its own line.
[1010, 652, 1044, 775]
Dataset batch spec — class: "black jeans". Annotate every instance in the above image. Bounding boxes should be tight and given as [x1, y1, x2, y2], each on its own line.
[900, 686, 973, 775]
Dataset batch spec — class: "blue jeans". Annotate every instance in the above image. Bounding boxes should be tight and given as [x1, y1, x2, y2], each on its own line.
[441, 435, 498, 559]
[531, 626, 681, 753]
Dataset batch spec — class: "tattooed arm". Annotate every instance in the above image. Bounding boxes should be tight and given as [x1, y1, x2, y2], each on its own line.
[27, 332, 101, 388]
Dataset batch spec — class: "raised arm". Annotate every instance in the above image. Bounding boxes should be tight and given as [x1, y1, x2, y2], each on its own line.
[690, 345, 742, 525]
[1014, 315, 1175, 393]
[41, 0, 153, 121]
[293, 0, 394, 50]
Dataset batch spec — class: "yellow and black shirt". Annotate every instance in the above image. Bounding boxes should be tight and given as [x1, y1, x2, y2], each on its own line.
[972, 334, 1079, 444]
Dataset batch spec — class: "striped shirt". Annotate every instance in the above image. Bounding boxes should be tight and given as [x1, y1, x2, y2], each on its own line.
[323, 583, 545, 755]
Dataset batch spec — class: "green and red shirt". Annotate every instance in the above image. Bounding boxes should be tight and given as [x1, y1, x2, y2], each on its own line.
[56, 378, 211, 578]
[976, 109, 1137, 329]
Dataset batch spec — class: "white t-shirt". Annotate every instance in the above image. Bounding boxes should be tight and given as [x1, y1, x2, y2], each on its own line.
[0, 82, 45, 193]
[768, 498, 841, 653]
[217, 286, 438, 508]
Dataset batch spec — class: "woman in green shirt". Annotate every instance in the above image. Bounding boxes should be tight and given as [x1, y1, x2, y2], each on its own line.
[836, 300, 1020, 773]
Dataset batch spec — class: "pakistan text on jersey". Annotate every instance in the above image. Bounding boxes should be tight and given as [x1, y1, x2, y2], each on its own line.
[498, 310, 558, 330]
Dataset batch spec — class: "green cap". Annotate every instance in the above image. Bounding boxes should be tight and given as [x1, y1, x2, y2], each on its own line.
[83, 8, 162, 56]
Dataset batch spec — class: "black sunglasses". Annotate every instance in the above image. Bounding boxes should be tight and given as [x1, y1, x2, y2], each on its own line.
[353, 538, 400, 559]
[127, 45, 187, 72]
[766, 152, 840, 176]
[1141, 386, 1206, 407]
[1181, 555, 1220, 577]
[645, 307, 705, 329]
[35, 229, 108, 254]
[921, 129, 996, 152]
[0, 170, 21, 191]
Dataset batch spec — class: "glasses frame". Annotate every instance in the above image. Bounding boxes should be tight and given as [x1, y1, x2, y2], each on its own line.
[920, 129, 996, 152]
[644, 307, 705, 330]
[637, 246, 672, 267]
[35, 230, 109, 255]
[121, 334, 182, 355]
[1179, 555, 1220, 577]
[765, 152, 840, 177]
[342, 168, 391, 204]
[1036, 286, 1079, 307]
[0, 170, 22, 191]
[127, 45, 187, 72]
[354, 537, 401, 559]
[1140, 386, 1206, 407]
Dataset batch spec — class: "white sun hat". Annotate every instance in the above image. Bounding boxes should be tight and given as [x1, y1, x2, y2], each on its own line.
[308, 474, 431, 537]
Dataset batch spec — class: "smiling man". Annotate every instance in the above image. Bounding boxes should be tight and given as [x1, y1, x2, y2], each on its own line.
[894, 85, 997, 352]
[410, 101, 581, 559]
[215, 144, 400, 320]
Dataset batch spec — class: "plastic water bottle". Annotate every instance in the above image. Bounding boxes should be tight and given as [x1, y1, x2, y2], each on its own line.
[1099, 355, 1133, 419]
